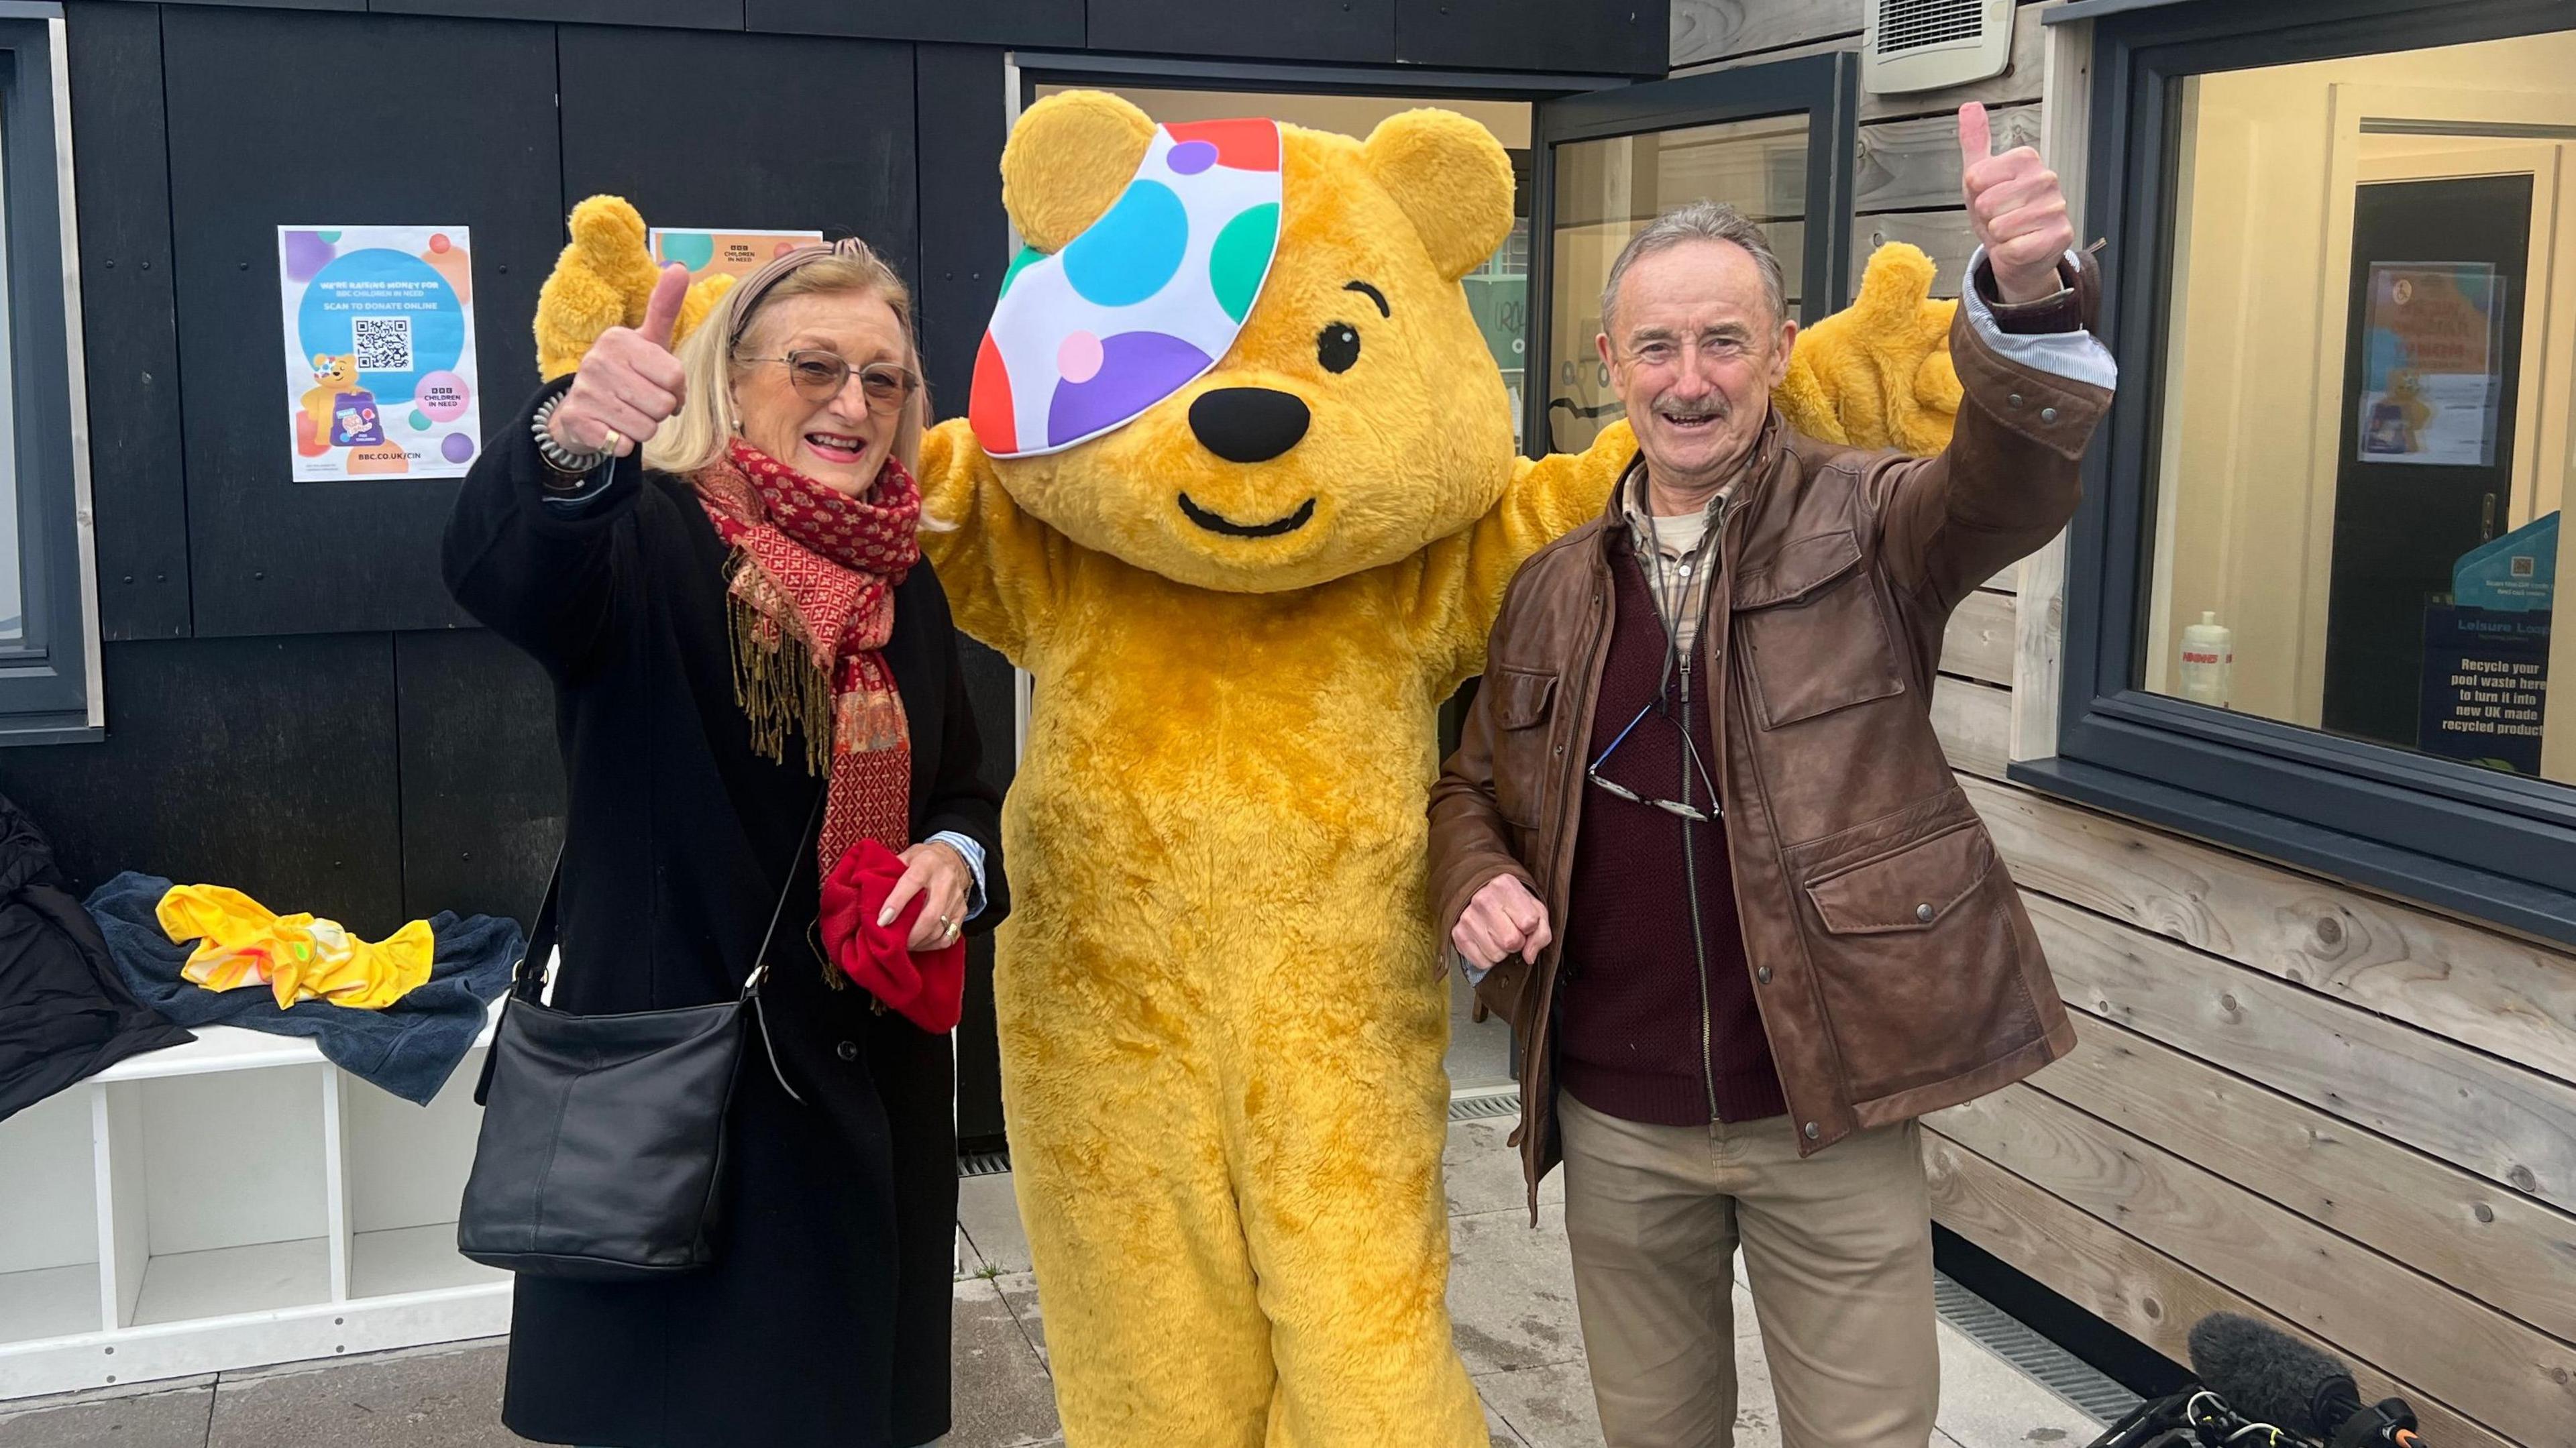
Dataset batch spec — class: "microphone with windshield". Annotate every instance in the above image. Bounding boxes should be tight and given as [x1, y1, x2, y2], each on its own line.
[2186, 1313, 2424, 1446]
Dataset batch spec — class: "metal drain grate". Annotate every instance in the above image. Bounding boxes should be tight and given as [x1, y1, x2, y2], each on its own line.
[958, 1093, 1523, 1177]
[1449, 1089, 1522, 1122]
[1935, 1273, 2141, 1425]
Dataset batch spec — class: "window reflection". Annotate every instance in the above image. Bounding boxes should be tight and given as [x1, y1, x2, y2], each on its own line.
[2145, 32, 2575, 786]
[1546, 114, 1809, 454]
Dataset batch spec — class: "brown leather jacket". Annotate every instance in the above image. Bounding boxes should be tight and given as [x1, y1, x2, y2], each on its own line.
[1429, 256, 2113, 1212]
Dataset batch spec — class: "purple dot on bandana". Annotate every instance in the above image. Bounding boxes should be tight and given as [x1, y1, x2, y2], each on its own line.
[1047, 331, 1212, 448]
[1058, 330, 1104, 384]
[1168, 140, 1218, 176]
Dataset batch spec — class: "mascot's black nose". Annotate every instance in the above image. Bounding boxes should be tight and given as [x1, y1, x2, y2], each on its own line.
[1189, 388, 1310, 463]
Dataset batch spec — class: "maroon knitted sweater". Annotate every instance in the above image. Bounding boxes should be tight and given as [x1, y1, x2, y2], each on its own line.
[1556, 539, 1787, 1126]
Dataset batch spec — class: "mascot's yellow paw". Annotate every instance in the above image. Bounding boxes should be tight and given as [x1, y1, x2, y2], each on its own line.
[676, 272, 737, 347]
[534, 195, 742, 380]
[1776, 242, 1960, 457]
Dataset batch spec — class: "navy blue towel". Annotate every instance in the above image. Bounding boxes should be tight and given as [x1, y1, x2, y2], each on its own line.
[84, 873, 522, 1105]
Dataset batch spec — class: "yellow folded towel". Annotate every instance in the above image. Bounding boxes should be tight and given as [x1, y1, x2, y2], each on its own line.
[156, 883, 433, 1011]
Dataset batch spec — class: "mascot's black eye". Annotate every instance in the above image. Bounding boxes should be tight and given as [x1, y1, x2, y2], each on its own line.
[1317, 321, 1361, 374]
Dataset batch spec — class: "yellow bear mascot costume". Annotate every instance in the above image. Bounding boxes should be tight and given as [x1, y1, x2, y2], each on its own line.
[535, 89, 1958, 1448]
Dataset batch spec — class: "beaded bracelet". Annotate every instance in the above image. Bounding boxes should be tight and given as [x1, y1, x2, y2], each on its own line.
[531, 392, 614, 480]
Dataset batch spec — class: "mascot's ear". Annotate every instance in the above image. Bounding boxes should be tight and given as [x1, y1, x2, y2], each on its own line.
[1362, 109, 1514, 282]
[1004, 91, 1157, 254]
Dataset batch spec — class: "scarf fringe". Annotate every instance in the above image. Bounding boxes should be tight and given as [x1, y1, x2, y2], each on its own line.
[724, 558, 837, 779]
[723, 557, 871, 992]
[700, 447, 922, 996]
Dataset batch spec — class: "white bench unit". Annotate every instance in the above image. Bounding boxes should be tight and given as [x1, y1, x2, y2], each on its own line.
[0, 1003, 509, 1398]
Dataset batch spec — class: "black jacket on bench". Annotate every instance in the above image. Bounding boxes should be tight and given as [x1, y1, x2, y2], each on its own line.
[0, 792, 191, 1125]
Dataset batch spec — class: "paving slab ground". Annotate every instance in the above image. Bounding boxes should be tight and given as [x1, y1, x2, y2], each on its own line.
[0, 1118, 2102, 1448]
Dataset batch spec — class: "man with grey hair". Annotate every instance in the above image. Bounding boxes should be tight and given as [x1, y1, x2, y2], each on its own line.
[1428, 105, 2114, 1445]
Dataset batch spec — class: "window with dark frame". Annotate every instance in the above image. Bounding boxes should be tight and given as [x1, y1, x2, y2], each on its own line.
[0, 4, 98, 745]
[2027, 0, 2576, 944]
[1525, 52, 1858, 459]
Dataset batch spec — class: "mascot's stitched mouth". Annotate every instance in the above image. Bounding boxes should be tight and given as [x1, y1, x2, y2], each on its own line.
[1177, 494, 1317, 539]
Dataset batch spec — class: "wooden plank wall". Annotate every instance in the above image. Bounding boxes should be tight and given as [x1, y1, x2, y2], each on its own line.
[1673, 0, 2059, 298]
[1674, 6, 2576, 1444]
[1928, 712, 2576, 1447]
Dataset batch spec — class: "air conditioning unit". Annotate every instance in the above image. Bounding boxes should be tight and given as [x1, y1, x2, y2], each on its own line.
[1862, 0, 2015, 95]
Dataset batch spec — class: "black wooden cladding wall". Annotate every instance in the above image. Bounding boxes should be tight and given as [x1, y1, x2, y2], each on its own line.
[113, 0, 1666, 68]
[2, 0, 1660, 1139]
[18, 3, 979, 921]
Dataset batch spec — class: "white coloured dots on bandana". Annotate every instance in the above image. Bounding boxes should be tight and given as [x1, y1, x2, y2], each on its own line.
[969, 119, 1283, 457]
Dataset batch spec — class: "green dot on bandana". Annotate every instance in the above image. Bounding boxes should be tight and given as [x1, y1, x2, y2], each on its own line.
[999, 245, 1045, 299]
[1210, 203, 1279, 323]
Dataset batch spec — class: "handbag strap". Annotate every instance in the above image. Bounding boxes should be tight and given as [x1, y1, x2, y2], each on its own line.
[478, 791, 828, 1104]
[506, 862, 566, 1006]
[507, 792, 824, 997]
[739, 790, 828, 999]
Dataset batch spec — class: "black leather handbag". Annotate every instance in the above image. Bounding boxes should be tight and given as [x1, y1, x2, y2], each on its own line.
[456, 800, 816, 1281]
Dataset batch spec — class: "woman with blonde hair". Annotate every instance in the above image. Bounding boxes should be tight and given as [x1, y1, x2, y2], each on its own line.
[444, 238, 1006, 1448]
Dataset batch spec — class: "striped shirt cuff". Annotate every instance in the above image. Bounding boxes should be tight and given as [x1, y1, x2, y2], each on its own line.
[928, 830, 990, 922]
[1961, 246, 2117, 392]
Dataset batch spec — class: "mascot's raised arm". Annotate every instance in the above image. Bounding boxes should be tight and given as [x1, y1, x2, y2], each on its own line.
[531, 89, 1961, 1448]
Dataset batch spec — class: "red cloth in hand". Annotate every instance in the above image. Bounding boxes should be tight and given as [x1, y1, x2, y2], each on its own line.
[816, 839, 965, 1034]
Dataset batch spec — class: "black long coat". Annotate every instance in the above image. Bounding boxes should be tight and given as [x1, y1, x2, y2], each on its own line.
[443, 386, 1008, 1448]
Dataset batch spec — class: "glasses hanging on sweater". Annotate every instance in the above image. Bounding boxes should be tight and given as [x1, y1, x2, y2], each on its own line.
[1587, 483, 1725, 824]
[1585, 699, 1723, 822]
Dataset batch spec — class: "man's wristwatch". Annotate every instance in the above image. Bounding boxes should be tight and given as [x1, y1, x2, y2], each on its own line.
[531, 393, 613, 480]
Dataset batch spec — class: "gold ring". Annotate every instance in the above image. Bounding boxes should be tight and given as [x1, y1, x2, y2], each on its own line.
[601, 427, 623, 452]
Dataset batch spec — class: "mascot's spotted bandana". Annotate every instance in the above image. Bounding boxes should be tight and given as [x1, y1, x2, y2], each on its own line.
[971, 119, 1283, 456]
[694, 438, 921, 892]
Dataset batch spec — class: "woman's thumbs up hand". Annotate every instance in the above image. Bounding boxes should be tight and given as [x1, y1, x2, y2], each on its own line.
[550, 264, 691, 459]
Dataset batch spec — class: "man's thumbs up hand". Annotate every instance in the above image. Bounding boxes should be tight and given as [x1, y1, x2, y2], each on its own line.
[1957, 102, 2073, 304]
[549, 262, 692, 460]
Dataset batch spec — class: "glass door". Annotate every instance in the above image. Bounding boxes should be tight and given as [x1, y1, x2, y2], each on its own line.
[1527, 54, 1859, 456]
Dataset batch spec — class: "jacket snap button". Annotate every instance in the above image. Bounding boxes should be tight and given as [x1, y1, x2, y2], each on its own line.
[2006, 392, 2024, 408]
[2040, 406, 2059, 423]
[1915, 903, 1935, 923]
[1756, 966, 1773, 984]
[1803, 1121, 1820, 1140]
[835, 1040, 857, 1062]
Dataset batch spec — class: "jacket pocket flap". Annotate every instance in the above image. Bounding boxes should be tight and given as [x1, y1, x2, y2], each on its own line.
[1494, 668, 1557, 729]
[1805, 824, 1995, 934]
[1733, 530, 1864, 610]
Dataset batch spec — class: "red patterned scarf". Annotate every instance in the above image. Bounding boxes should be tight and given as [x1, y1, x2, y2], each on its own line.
[694, 439, 921, 891]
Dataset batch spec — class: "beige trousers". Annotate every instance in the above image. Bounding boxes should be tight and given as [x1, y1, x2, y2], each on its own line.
[1558, 1091, 1939, 1448]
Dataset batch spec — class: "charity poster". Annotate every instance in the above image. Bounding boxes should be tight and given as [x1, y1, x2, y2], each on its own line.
[280, 226, 481, 481]
[649, 227, 826, 284]
[2356, 262, 2503, 467]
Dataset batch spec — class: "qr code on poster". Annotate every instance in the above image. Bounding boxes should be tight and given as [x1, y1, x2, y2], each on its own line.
[352, 315, 412, 373]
